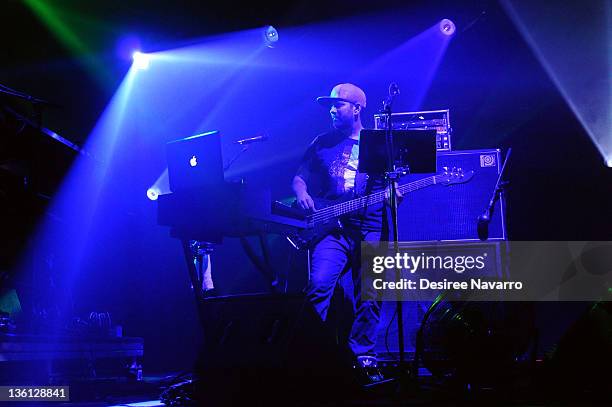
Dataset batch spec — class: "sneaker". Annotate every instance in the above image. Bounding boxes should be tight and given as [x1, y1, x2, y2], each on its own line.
[354, 356, 386, 387]
[356, 355, 378, 368]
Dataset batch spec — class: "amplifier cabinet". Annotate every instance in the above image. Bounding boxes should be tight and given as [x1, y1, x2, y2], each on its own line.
[396, 149, 506, 242]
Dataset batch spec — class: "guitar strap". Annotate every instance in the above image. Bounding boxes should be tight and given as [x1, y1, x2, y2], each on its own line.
[353, 172, 369, 197]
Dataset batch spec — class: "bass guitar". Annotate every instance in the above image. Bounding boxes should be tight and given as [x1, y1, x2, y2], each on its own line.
[280, 168, 474, 250]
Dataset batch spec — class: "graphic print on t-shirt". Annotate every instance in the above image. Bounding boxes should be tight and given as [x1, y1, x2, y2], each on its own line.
[344, 143, 359, 192]
[327, 142, 358, 195]
[295, 131, 384, 231]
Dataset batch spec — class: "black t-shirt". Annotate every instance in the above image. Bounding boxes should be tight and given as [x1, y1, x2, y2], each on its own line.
[295, 130, 386, 231]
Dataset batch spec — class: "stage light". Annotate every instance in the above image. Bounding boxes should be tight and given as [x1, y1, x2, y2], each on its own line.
[146, 169, 170, 201]
[607, 158, 612, 168]
[132, 51, 150, 70]
[263, 26, 279, 48]
[439, 19, 456, 36]
[147, 187, 160, 201]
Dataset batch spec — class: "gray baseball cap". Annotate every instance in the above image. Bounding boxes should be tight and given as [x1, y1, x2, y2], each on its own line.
[316, 83, 367, 108]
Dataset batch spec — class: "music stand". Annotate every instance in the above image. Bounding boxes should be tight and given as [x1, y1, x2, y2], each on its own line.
[358, 129, 437, 175]
[358, 128, 437, 382]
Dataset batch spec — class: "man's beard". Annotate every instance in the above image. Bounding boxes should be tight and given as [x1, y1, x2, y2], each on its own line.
[332, 117, 351, 130]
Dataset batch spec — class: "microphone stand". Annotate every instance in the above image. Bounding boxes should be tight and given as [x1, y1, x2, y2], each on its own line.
[381, 84, 409, 381]
[224, 145, 249, 171]
[0, 83, 58, 129]
[0, 84, 55, 107]
[478, 148, 511, 241]
[224, 134, 268, 171]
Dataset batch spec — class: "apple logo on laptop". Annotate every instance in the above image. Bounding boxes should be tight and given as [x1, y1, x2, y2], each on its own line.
[189, 155, 198, 167]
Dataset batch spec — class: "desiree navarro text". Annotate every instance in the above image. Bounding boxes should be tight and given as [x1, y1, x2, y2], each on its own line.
[372, 278, 523, 291]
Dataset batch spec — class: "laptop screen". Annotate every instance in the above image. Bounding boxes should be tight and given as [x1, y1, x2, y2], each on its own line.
[166, 130, 224, 192]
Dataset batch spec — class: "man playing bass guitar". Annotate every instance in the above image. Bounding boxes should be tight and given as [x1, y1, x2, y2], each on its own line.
[293, 83, 401, 370]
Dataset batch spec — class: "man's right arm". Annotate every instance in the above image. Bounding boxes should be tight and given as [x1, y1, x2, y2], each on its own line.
[293, 175, 315, 210]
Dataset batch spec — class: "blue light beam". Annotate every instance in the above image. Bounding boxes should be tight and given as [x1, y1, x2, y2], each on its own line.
[502, 0, 612, 166]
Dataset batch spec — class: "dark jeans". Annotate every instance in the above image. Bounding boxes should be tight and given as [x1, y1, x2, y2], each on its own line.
[306, 228, 383, 357]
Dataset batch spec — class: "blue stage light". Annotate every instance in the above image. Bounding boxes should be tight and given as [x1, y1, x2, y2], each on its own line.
[147, 169, 170, 201]
[132, 51, 151, 70]
[147, 187, 160, 201]
[263, 26, 279, 48]
[439, 19, 456, 36]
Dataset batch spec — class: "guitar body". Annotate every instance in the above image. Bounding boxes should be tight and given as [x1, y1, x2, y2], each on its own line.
[288, 217, 342, 249]
[286, 196, 348, 249]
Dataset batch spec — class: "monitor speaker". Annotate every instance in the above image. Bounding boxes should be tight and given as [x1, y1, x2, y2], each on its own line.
[397, 149, 506, 242]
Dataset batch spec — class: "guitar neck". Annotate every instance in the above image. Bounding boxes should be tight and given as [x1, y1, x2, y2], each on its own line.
[311, 175, 439, 221]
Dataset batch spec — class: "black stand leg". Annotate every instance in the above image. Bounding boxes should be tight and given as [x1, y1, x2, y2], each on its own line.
[381, 92, 410, 383]
[181, 240, 209, 326]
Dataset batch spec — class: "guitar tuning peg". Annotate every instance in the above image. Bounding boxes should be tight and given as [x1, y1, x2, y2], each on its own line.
[442, 166, 448, 172]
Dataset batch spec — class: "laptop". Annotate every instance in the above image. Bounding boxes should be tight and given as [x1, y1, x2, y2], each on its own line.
[166, 130, 225, 192]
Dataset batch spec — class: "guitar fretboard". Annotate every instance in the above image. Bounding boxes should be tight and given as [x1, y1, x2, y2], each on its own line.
[308, 175, 439, 225]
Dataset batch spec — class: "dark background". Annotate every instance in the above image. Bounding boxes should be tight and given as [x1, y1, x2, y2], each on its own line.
[1, 0, 610, 372]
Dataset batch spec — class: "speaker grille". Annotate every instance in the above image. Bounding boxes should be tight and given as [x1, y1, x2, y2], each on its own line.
[397, 149, 506, 242]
